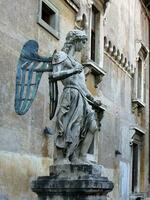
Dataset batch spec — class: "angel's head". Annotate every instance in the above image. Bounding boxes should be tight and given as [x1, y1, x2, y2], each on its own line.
[62, 29, 87, 53]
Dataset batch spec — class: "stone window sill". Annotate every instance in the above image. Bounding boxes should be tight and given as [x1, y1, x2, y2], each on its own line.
[132, 98, 145, 107]
[132, 98, 145, 113]
[83, 60, 106, 87]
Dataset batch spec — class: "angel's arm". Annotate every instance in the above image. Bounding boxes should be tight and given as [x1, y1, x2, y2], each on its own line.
[79, 78, 94, 100]
[49, 68, 81, 80]
[49, 59, 82, 80]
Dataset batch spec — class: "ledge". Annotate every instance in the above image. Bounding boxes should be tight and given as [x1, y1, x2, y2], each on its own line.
[132, 99, 145, 107]
[83, 60, 106, 87]
[83, 60, 106, 76]
[132, 98, 145, 113]
[130, 126, 145, 146]
[130, 125, 145, 135]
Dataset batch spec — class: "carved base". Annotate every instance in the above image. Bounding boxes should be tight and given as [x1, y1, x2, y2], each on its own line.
[31, 164, 114, 200]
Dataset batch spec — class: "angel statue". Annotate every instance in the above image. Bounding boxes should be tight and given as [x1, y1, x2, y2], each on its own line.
[15, 29, 102, 164]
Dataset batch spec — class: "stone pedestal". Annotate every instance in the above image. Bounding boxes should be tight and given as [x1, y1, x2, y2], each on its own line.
[31, 164, 114, 200]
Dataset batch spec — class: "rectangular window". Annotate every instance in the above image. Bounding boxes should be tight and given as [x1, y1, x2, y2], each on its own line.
[133, 44, 148, 104]
[132, 143, 139, 192]
[42, 2, 56, 29]
[38, 0, 59, 39]
[130, 129, 145, 199]
[137, 58, 143, 100]
[91, 6, 100, 63]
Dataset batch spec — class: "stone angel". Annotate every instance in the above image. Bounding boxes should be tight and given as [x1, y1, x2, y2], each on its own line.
[14, 29, 102, 164]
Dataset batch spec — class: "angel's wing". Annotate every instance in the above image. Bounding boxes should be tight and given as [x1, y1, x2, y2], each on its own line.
[15, 40, 50, 115]
[15, 61, 44, 115]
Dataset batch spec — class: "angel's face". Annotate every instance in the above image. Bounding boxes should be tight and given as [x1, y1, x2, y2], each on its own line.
[75, 38, 87, 52]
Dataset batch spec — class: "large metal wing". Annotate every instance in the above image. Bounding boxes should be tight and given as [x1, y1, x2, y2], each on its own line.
[15, 40, 51, 115]
[15, 61, 44, 115]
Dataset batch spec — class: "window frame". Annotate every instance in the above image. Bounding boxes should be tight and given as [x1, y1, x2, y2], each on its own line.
[89, 4, 101, 64]
[132, 43, 148, 106]
[37, 0, 60, 39]
[135, 55, 145, 103]
[131, 142, 141, 193]
[130, 127, 145, 197]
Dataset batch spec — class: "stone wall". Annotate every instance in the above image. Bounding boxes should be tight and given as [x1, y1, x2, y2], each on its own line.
[0, 0, 149, 200]
[98, 54, 133, 200]
[100, 0, 149, 199]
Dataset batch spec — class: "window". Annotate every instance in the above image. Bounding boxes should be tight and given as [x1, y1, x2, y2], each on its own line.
[130, 128, 144, 198]
[132, 143, 139, 192]
[135, 56, 145, 102]
[37, 0, 59, 39]
[41, 2, 55, 29]
[137, 58, 143, 100]
[90, 5, 100, 63]
[132, 43, 148, 106]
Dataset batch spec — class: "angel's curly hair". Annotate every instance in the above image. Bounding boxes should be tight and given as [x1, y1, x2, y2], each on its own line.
[62, 29, 87, 53]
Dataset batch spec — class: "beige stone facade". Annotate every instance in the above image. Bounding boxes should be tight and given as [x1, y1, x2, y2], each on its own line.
[0, 0, 149, 200]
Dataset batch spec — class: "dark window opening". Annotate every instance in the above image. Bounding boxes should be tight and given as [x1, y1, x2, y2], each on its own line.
[137, 58, 142, 99]
[132, 143, 138, 192]
[91, 6, 99, 62]
[42, 2, 56, 29]
[91, 31, 95, 61]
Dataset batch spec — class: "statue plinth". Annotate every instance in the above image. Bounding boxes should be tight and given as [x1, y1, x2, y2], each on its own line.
[31, 164, 114, 200]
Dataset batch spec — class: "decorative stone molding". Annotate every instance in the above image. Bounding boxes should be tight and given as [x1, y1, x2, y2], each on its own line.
[104, 0, 112, 13]
[83, 60, 106, 87]
[104, 36, 134, 75]
[65, 0, 93, 27]
[104, 0, 112, 24]
[129, 126, 145, 151]
[132, 98, 145, 113]
[65, 0, 111, 28]
[135, 40, 149, 61]
[65, 0, 79, 12]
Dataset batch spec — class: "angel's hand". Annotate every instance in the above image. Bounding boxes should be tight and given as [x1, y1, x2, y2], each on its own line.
[93, 99, 102, 107]
[86, 94, 94, 101]
[74, 66, 83, 74]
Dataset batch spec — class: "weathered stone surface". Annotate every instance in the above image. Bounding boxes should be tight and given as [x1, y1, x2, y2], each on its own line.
[32, 164, 114, 200]
[0, 151, 53, 200]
